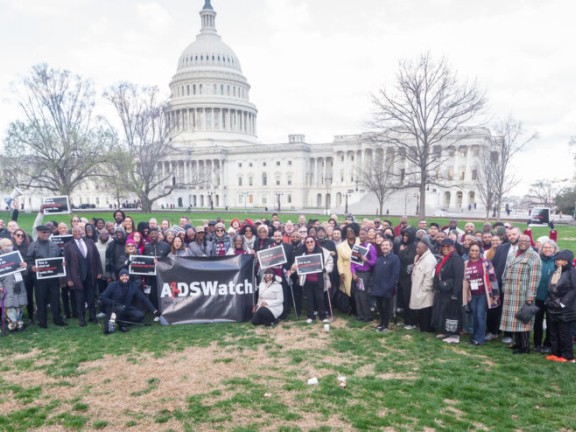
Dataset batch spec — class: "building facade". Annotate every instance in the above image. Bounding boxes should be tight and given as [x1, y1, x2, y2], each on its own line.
[5, 0, 489, 215]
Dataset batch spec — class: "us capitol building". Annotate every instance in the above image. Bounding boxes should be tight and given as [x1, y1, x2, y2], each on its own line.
[25, 0, 490, 215]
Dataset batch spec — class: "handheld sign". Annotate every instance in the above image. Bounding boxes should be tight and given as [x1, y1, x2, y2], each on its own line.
[257, 245, 287, 269]
[129, 255, 157, 276]
[351, 244, 369, 265]
[35, 257, 66, 279]
[295, 253, 324, 275]
[43, 196, 71, 215]
[50, 235, 74, 250]
[0, 251, 26, 278]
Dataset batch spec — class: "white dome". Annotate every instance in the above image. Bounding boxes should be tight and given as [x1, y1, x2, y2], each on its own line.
[177, 33, 242, 73]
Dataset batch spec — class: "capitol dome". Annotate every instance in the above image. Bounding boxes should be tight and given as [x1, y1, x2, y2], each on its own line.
[168, 0, 258, 141]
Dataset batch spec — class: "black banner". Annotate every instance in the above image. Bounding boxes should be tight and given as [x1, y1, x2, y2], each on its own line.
[257, 245, 287, 269]
[35, 257, 66, 279]
[295, 253, 324, 275]
[129, 255, 156, 276]
[0, 251, 25, 278]
[50, 235, 73, 250]
[156, 255, 255, 325]
[43, 196, 70, 215]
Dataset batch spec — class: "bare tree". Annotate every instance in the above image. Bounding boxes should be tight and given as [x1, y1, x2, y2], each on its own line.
[2, 64, 114, 197]
[490, 117, 537, 219]
[474, 147, 498, 219]
[100, 146, 134, 209]
[527, 179, 566, 207]
[105, 82, 204, 212]
[357, 150, 399, 215]
[369, 52, 486, 218]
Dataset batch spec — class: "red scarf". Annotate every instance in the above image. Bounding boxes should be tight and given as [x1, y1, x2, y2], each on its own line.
[435, 250, 453, 276]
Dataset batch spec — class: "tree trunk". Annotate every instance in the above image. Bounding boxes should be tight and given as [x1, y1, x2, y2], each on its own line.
[419, 183, 426, 218]
[141, 195, 152, 213]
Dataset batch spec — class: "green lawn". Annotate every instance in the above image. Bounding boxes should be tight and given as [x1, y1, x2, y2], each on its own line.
[2, 210, 575, 431]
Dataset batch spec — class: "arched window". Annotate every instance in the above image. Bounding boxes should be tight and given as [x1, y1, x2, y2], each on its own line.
[262, 173, 267, 186]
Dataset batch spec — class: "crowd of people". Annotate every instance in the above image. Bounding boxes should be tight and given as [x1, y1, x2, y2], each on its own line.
[0, 210, 575, 363]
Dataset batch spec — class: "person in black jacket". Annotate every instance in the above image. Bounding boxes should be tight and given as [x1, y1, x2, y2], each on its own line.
[100, 269, 159, 332]
[26, 225, 68, 328]
[545, 250, 576, 362]
[431, 238, 465, 343]
[398, 227, 417, 329]
[371, 239, 400, 333]
[142, 228, 170, 310]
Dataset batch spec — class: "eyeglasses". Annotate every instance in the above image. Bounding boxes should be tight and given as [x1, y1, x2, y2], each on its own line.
[14, 234, 24, 238]
[305, 240, 315, 244]
[299, 231, 307, 234]
[216, 229, 224, 232]
[72, 219, 80, 223]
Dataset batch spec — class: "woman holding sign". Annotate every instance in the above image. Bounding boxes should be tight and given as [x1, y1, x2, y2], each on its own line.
[0, 238, 28, 332]
[290, 236, 334, 324]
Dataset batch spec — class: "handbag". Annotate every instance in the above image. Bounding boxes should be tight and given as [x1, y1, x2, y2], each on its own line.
[515, 303, 539, 324]
[333, 289, 351, 314]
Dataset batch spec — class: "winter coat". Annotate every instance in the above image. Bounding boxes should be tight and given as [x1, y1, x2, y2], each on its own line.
[462, 258, 500, 309]
[545, 269, 576, 322]
[256, 279, 284, 318]
[536, 254, 556, 301]
[500, 249, 542, 332]
[64, 238, 102, 291]
[410, 249, 437, 309]
[434, 252, 464, 299]
[298, 247, 334, 290]
[336, 240, 358, 296]
[0, 274, 27, 308]
[100, 279, 155, 312]
[370, 252, 400, 298]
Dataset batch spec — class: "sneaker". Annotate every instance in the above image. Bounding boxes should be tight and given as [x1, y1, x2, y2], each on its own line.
[443, 335, 460, 344]
[485, 333, 498, 341]
[568, 359, 576, 363]
[376, 327, 390, 334]
[153, 316, 160, 322]
[403, 325, 417, 330]
[546, 354, 559, 361]
[502, 336, 513, 344]
[436, 333, 448, 339]
[306, 318, 313, 324]
[553, 357, 567, 363]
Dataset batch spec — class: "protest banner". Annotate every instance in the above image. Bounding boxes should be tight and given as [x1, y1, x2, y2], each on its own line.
[295, 253, 324, 275]
[156, 255, 255, 324]
[43, 196, 70, 215]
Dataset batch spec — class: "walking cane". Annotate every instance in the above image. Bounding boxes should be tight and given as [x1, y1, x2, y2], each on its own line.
[0, 289, 6, 336]
[284, 270, 299, 320]
[325, 282, 334, 322]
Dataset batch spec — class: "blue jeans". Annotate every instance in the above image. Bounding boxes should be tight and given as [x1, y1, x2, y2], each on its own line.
[470, 294, 488, 344]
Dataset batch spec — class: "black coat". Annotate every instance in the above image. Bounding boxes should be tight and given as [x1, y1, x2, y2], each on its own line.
[434, 252, 464, 299]
[546, 269, 576, 322]
[371, 253, 400, 298]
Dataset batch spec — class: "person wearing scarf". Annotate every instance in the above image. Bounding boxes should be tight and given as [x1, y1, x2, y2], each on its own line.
[431, 238, 464, 343]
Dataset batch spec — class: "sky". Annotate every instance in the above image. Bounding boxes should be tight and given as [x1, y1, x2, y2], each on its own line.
[0, 0, 574, 195]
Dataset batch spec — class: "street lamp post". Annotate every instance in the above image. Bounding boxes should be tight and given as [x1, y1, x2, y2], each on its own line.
[344, 189, 353, 214]
[274, 192, 284, 212]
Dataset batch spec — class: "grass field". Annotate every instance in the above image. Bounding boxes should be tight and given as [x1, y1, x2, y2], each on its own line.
[1, 210, 576, 431]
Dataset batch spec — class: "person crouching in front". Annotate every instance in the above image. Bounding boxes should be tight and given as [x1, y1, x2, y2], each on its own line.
[252, 268, 284, 327]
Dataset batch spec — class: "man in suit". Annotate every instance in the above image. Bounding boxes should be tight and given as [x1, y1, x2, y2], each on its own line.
[64, 226, 102, 326]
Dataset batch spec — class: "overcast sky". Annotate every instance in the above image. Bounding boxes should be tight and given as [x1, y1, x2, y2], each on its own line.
[1, 0, 574, 194]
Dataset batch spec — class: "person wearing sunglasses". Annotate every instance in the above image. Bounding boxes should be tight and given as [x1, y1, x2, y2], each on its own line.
[209, 222, 231, 257]
[288, 236, 334, 324]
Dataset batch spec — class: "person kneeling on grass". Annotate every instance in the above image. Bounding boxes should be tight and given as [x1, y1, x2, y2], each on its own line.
[99, 269, 160, 333]
[252, 268, 284, 327]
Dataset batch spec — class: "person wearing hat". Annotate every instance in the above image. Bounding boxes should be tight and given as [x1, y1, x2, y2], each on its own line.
[252, 268, 284, 327]
[431, 238, 464, 343]
[25, 225, 68, 328]
[209, 222, 231, 256]
[99, 269, 160, 332]
[545, 250, 576, 362]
